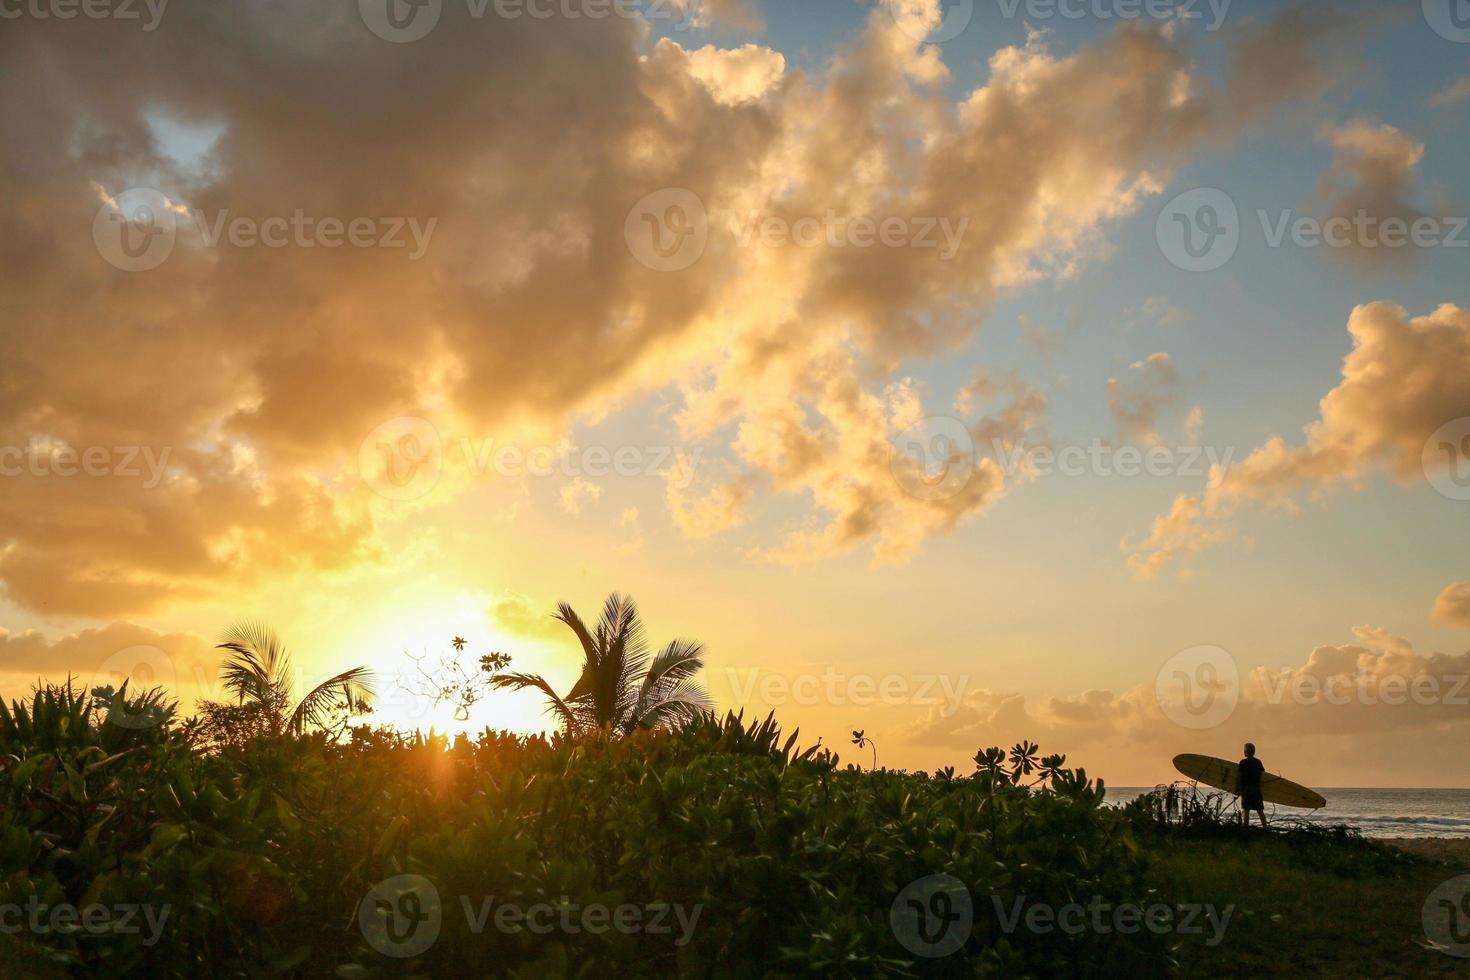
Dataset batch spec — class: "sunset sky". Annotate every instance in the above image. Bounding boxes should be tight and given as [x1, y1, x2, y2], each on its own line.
[2, 0, 1468, 786]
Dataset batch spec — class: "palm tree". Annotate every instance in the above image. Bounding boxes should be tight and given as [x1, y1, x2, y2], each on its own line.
[492, 593, 711, 735]
[213, 622, 377, 737]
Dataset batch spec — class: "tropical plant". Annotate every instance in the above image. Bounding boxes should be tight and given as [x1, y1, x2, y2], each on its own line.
[203, 621, 377, 740]
[492, 592, 711, 735]
[851, 728, 878, 769]
[0, 679, 175, 754]
[398, 641, 512, 722]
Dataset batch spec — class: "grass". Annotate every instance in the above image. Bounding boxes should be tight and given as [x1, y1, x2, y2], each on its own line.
[1149, 828, 1470, 978]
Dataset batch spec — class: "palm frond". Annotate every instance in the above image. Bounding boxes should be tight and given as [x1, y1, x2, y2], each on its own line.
[490, 671, 580, 732]
[288, 666, 377, 735]
[216, 620, 291, 706]
[599, 593, 648, 728]
[630, 639, 705, 728]
[626, 679, 712, 733]
[515, 594, 709, 737]
[553, 602, 598, 663]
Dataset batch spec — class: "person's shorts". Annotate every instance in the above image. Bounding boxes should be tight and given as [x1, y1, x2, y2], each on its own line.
[1242, 791, 1265, 811]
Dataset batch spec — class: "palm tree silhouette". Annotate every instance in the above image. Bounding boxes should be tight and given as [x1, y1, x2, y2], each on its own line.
[492, 593, 711, 735]
[215, 622, 377, 737]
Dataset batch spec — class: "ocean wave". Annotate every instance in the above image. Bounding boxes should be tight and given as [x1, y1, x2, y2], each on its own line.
[1308, 813, 1470, 827]
[1105, 789, 1470, 836]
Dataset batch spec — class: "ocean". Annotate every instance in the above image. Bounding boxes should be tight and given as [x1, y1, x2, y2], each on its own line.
[1105, 787, 1470, 839]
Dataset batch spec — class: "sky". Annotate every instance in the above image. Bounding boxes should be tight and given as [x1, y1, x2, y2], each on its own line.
[1, 0, 1468, 787]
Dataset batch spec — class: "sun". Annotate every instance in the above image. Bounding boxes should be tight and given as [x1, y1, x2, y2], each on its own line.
[329, 591, 562, 738]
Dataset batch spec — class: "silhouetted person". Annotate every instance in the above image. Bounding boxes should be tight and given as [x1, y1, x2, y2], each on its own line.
[1238, 742, 1267, 828]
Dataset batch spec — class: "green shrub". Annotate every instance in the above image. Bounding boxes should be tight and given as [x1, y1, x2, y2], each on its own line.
[1, 694, 1173, 977]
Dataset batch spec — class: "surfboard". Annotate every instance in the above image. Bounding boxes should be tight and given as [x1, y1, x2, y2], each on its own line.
[1172, 753, 1327, 809]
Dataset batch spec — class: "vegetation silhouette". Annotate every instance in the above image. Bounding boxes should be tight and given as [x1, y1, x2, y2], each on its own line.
[491, 592, 711, 735]
[195, 621, 377, 745]
[0, 603, 1454, 974]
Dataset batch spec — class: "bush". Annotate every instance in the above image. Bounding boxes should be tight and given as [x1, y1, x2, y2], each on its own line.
[1, 693, 1174, 977]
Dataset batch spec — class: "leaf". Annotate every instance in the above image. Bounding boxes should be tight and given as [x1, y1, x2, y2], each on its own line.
[148, 824, 187, 854]
[374, 815, 406, 857]
[273, 794, 301, 832]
